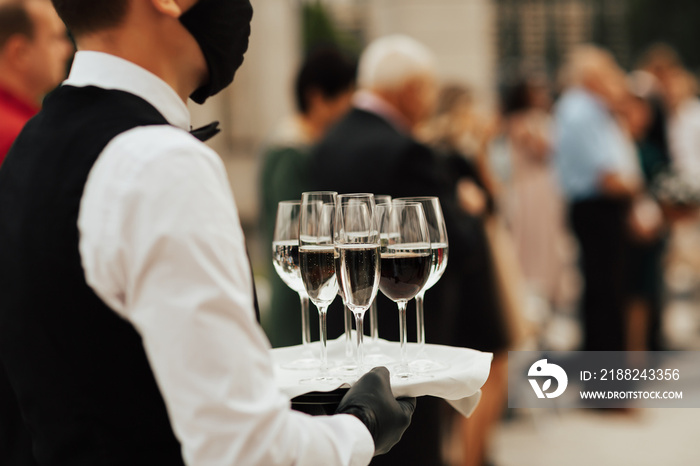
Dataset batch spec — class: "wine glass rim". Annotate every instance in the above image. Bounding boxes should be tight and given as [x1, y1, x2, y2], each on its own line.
[278, 199, 300, 205]
[337, 193, 375, 201]
[338, 192, 374, 196]
[394, 196, 439, 202]
[302, 191, 338, 197]
[394, 201, 424, 208]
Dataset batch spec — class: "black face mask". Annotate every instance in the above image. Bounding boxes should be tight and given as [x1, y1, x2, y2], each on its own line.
[180, 0, 253, 104]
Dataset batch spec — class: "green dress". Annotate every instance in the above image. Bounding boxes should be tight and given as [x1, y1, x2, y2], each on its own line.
[259, 118, 313, 347]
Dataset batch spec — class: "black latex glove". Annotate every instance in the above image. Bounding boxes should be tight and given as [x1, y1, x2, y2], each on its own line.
[336, 366, 417, 456]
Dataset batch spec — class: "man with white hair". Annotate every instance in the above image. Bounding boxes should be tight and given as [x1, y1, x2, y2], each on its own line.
[313, 35, 440, 196]
[311, 34, 509, 465]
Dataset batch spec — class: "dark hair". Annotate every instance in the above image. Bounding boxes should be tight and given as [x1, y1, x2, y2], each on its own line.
[501, 78, 551, 116]
[501, 80, 531, 116]
[0, 1, 34, 48]
[50, 0, 128, 37]
[294, 47, 356, 115]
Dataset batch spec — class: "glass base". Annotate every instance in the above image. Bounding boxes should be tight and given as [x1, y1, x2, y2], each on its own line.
[391, 370, 415, 380]
[331, 361, 375, 379]
[409, 357, 449, 373]
[364, 352, 396, 366]
[389, 362, 434, 381]
[332, 360, 359, 374]
[299, 373, 343, 385]
[281, 357, 322, 371]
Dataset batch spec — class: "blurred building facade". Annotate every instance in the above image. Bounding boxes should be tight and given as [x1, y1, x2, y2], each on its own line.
[497, 0, 629, 82]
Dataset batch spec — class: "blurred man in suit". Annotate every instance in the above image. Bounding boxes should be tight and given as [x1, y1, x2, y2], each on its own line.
[311, 35, 509, 466]
[553, 45, 642, 352]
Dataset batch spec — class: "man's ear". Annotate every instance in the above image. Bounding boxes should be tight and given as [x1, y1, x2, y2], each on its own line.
[150, 0, 184, 18]
[1, 35, 32, 69]
[305, 88, 325, 112]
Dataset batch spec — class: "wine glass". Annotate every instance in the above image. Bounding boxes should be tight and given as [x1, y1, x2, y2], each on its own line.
[378, 201, 432, 379]
[299, 191, 339, 382]
[335, 193, 380, 373]
[272, 200, 320, 370]
[369, 195, 392, 348]
[334, 212, 355, 372]
[395, 197, 449, 372]
[336, 255, 356, 371]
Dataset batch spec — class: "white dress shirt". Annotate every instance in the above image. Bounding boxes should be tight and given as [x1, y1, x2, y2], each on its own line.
[73, 51, 373, 466]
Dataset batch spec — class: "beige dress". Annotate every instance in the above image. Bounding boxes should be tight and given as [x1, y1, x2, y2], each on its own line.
[505, 110, 567, 302]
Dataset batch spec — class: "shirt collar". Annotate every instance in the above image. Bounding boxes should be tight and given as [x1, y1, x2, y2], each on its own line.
[352, 90, 412, 134]
[64, 51, 190, 131]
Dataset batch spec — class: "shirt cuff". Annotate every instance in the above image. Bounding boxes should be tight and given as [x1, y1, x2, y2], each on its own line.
[336, 413, 375, 465]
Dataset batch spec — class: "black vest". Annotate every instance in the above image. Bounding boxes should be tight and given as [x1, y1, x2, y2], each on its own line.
[0, 86, 185, 465]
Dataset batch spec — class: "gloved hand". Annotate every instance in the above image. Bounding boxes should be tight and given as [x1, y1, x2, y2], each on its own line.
[336, 366, 417, 456]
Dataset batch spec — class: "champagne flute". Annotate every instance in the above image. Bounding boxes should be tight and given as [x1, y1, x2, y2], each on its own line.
[272, 200, 320, 370]
[299, 191, 339, 382]
[369, 195, 392, 348]
[335, 193, 380, 372]
[336, 254, 355, 371]
[378, 202, 432, 379]
[395, 197, 449, 372]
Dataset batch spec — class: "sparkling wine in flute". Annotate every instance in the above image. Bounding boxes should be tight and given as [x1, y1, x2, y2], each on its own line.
[335, 253, 345, 300]
[299, 192, 338, 383]
[379, 249, 431, 301]
[299, 245, 338, 304]
[336, 251, 355, 364]
[272, 240, 304, 294]
[339, 244, 381, 310]
[272, 200, 319, 370]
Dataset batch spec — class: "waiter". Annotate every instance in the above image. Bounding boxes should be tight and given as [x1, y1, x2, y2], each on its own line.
[0, 1, 415, 465]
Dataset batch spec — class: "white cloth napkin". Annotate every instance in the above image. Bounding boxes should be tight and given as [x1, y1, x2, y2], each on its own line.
[271, 336, 493, 417]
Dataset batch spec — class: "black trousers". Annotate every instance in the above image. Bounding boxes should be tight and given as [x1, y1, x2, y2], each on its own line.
[570, 197, 631, 351]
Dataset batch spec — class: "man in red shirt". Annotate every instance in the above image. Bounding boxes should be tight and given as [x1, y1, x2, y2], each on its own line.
[0, 0, 72, 164]
[0, 2, 71, 462]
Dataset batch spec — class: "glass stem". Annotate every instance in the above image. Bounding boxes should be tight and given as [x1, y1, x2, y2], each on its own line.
[344, 303, 353, 359]
[300, 293, 311, 350]
[416, 291, 426, 356]
[318, 305, 329, 374]
[398, 300, 409, 372]
[369, 299, 378, 345]
[355, 311, 365, 370]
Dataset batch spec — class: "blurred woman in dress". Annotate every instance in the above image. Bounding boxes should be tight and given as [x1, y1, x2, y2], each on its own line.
[421, 83, 522, 466]
[501, 78, 568, 309]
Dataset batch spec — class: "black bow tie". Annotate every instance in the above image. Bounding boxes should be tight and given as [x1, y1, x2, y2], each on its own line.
[189, 121, 221, 142]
